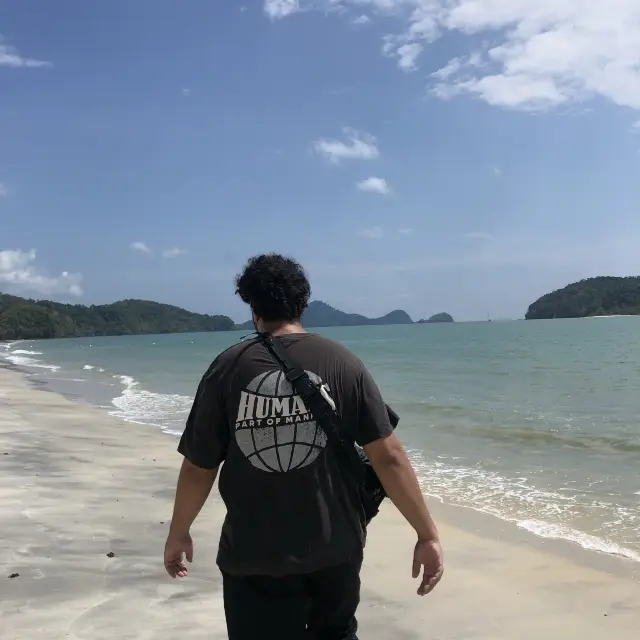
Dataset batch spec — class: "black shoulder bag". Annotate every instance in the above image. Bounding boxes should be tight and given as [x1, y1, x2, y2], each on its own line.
[256, 332, 399, 524]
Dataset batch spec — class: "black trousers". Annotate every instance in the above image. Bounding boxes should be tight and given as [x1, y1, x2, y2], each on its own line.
[222, 560, 362, 640]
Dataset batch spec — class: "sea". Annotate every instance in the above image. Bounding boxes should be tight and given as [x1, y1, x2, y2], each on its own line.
[2, 318, 640, 563]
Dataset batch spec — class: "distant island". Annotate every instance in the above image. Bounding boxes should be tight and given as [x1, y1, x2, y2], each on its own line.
[236, 301, 454, 329]
[0, 293, 234, 341]
[235, 301, 415, 330]
[1, 293, 454, 341]
[526, 276, 640, 320]
[417, 313, 454, 324]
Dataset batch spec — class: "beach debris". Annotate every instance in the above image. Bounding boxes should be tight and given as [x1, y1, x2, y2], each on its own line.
[106, 552, 115, 558]
[8, 573, 19, 579]
[3, 452, 9, 455]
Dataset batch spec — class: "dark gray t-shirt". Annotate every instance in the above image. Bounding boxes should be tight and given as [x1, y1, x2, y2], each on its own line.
[178, 333, 393, 577]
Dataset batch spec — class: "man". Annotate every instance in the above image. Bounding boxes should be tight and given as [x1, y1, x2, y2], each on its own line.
[164, 253, 443, 639]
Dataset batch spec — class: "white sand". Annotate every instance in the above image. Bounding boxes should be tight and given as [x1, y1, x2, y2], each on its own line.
[1, 364, 639, 639]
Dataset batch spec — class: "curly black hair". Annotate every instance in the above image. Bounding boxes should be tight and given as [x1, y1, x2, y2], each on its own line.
[235, 253, 311, 322]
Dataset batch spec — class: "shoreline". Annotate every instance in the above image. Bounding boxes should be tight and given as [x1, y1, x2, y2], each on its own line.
[2, 352, 640, 569]
[1, 364, 639, 638]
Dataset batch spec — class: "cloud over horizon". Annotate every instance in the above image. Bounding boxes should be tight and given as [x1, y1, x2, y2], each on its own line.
[162, 248, 188, 259]
[357, 176, 390, 195]
[130, 241, 152, 254]
[0, 35, 52, 68]
[0, 249, 83, 296]
[312, 128, 380, 164]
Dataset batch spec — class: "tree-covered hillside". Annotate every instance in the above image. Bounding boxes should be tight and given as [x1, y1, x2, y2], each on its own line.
[0, 294, 234, 340]
[525, 277, 640, 319]
[417, 312, 454, 323]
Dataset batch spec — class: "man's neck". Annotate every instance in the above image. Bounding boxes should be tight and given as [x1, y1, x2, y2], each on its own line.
[260, 321, 306, 336]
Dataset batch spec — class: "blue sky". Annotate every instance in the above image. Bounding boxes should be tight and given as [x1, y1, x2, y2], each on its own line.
[2, 1, 640, 322]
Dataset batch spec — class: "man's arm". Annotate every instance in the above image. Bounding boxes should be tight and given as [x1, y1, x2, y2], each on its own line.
[164, 358, 228, 578]
[363, 434, 439, 542]
[169, 458, 219, 537]
[164, 459, 219, 578]
[354, 362, 443, 595]
[363, 434, 444, 595]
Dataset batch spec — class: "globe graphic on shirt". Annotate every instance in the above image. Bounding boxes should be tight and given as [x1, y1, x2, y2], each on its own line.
[234, 369, 328, 473]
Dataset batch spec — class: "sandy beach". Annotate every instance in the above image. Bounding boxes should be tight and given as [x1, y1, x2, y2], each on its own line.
[1, 363, 639, 639]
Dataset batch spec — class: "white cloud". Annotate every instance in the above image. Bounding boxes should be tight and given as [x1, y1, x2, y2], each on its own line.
[130, 241, 152, 254]
[182, 88, 191, 97]
[353, 14, 372, 25]
[264, 0, 301, 19]
[398, 227, 413, 235]
[357, 176, 391, 194]
[490, 164, 502, 177]
[432, 57, 464, 81]
[0, 249, 83, 296]
[267, 1, 640, 113]
[631, 120, 640, 133]
[358, 226, 384, 239]
[0, 36, 52, 69]
[395, 42, 423, 72]
[0, 182, 8, 198]
[465, 231, 494, 241]
[162, 247, 188, 259]
[312, 128, 379, 164]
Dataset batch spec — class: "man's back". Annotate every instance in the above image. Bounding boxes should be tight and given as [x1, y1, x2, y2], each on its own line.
[179, 333, 394, 577]
[165, 253, 442, 640]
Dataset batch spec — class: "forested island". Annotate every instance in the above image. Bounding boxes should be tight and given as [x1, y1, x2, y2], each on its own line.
[1, 293, 455, 341]
[526, 276, 640, 319]
[0, 294, 234, 340]
[417, 313, 454, 324]
[235, 301, 415, 330]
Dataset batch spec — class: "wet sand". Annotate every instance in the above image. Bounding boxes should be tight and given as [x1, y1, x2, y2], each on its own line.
[1, 364, 639, 639]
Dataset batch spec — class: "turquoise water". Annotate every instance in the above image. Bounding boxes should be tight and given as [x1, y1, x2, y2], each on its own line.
[2, 318, 640, 562]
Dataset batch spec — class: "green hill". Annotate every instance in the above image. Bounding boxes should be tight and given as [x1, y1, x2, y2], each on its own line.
[525, 276, 640, 320]
[0, 293, 235, 341]
[236, 300, 414, 330]
[417, 312, 454, 324]
[304, 301, 413, 327]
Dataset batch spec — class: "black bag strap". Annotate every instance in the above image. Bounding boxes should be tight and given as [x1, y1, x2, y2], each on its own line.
[256, 332, 366, 485]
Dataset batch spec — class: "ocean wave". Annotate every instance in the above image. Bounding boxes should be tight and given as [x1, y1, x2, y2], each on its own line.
[1, 340, 22, 350]
[0, 343, 61, 371]
[517, 520, 640, 563]
[3, 353, 61, 372]
[81, 363, 105, 373]
[409, 450, 640, 564]
[109, 374, 192, 435]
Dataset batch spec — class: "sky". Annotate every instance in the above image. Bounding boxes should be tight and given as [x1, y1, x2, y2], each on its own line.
[2, 0, 640, 323]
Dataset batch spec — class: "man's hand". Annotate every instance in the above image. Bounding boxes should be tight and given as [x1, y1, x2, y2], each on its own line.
[412, 538, 443, 596]
[164, 459, 218, 578]
[164, 532, 193, 578]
